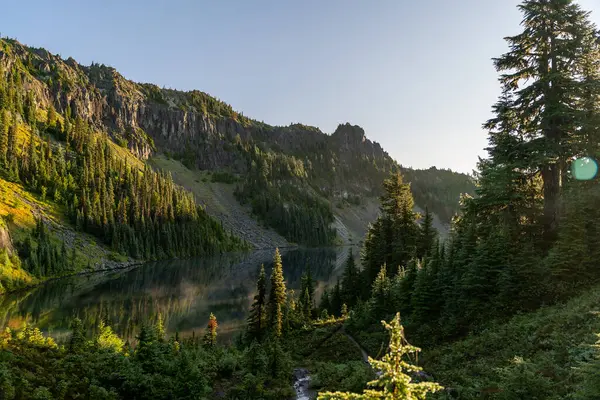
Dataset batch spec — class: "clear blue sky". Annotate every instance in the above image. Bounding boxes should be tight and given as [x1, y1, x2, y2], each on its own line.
[1, 0, 599, 174]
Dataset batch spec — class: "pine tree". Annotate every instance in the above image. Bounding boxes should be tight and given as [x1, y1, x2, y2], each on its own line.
[318, 313, 443, 399]
[268, 248, 286, 337]
[410, 260, 434, 326]
[330, 279, 343, 317]
[370, 264, 391, 319]
[135, 323, 159, 363]
[247, 264, 267, 340]
[203, 313, 218, 347]
[576, 334, 600, 399]
[68, 318, 87, 354]
[417, 207, 437, 259]
[361, 171, 420, 285]
[95, 320, 125, 353]
[341, 303, 348, 319]
[491, 0, 600, 243]
[156, 312, 166, 342]
[300, 266, 315, 318]
[396, 259, 419, 319]
[298, 288, 309, 322]
[319, 288, 331, 314]
[341, 249, 358, 306]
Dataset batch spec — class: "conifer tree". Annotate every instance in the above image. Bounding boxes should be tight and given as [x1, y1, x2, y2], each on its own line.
[576, 334, 600, 399]
[396, 259, 419, 319]
[247, 264, 267, 340]
[300, 266, 315, 318]
[319, 288, 331, 315]
[341, 249, 358, 306]
[371, 264, 391, 319]
[361, 171, 420, 286]
[490, 0, 600, 243]
[318, 313, 443, 399]
[95, 320, 125, 353]
[330, 279, 343, 317]
[135, 323, 159, 363]
[156, 312, 166, 342]
[68, 318, 87, 354]
[268, 249, 286, 337]
[302, 287, 312, 322]
[341, 303, 348, 319]
[417, 207, 437, 259]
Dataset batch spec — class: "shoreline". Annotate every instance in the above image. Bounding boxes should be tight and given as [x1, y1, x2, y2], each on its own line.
[1, 243, 358, 297]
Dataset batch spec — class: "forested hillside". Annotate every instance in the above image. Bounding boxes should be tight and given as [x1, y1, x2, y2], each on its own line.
[2, 0, 600, 399]
[0, 38, 474, 248]
[0, 33, 475, 293]
[311, 0, 600, 398]
[0, 43, 248, 293]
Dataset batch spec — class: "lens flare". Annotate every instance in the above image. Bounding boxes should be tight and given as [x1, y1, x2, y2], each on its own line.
[571, 157, 598, 181]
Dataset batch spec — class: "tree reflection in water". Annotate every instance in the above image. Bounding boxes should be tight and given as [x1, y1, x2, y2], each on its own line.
[0, 247, 355, 344]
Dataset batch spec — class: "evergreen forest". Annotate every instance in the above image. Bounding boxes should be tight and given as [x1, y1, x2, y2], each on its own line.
[1, 0, 600, 399]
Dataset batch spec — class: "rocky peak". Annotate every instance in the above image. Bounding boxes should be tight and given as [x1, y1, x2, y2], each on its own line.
[0, 37, 395, 186]
[332, 123, 367, 144]
[331, 123, 387, 160]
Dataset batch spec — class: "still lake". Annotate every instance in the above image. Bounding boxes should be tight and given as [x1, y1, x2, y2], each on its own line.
[0, 246, 357, 344]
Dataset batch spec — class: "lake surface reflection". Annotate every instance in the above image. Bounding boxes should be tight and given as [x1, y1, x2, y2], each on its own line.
[0, 247, 356, 344]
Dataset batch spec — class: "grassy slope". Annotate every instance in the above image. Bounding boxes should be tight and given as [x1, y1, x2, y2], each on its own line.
[0, 116, 141, 293]
[148, 155, 291, 249]
[422, 285, 600, 399]
[0, 177, 132, 291]
[149, 155, 414, 248]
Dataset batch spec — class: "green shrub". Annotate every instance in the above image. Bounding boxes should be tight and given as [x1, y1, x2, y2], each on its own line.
[210, 171, 238, 184]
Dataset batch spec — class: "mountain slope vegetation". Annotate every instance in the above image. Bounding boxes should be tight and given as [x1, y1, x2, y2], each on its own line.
[0, 41, 249, 293]
[0, 36, 474, 249]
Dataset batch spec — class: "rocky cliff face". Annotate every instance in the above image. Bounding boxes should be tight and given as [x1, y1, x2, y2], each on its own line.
[0, 224, 13, 254]
[0, 38, 396, 196]
[0, 38, 474, 240]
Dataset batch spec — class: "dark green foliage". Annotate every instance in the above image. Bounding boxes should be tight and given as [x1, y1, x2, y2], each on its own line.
[341, 250, 359, 308]
[210, 171, 238, 184]
[319, 288, 332, 315]
[299, 266, 316, 321]
[401, 166, 475, 223]
[361, 172, 420, 285]
[68, 318, 87, 354]
[417, 207, 436, 259]
[234, 145, 337, 246]
[16, 218, 75, 277]
[330, 279, 343, 317]
[0, 319, 295, 400]
[576, 334, 600, 399]
[370, 265, 391, 320]
[311, 361, 374, 394]
[333, 5, 600, 400]
[247, 264, 267, 341]
[0, 60, 248, 276]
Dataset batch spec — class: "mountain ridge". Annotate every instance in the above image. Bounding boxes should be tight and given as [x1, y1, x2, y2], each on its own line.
[0, 36, 475, 248]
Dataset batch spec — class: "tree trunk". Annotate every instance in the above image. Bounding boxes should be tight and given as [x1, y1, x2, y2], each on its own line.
[541, 163, 559, 244]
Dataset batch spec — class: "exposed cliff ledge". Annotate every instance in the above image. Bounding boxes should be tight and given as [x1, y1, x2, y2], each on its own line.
[0, 37, 474, 240]
[0, 38, 396, 194]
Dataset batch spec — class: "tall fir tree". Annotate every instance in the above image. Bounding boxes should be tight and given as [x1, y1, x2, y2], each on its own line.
[416, 207, 437, 259]
[491, 0, 600, 244]
[318, 313, 443, 400]
[341, 249, 358, 307]
[247, 264, 267, 341]
[268, 248, 286, 337]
